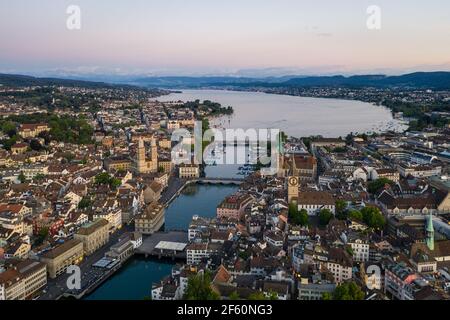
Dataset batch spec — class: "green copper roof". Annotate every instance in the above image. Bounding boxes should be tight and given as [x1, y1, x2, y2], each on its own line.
[426, 213, 434, 251]
[426, 213, 434, 232]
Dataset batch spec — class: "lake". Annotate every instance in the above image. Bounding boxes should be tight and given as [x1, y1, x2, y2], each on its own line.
[154, 89, 407, 137]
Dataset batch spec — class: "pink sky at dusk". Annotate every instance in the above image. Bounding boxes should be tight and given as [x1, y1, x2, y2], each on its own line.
[1, 0, 449, 76]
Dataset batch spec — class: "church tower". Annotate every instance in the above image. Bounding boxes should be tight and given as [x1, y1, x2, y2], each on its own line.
[287, 176, 299, 204]
[426, 212, 434, 251]
[151, 138, 158, 171]
[136, 138, 147, 174]
[135, 137, 158, 174]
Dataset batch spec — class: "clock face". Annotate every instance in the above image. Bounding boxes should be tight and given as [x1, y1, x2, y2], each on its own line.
[289, 177, 298, 186]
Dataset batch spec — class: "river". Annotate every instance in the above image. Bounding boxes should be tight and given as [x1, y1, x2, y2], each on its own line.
[84, 184, 238, 300]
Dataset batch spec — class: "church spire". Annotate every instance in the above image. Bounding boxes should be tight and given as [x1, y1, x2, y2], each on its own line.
[426, 212, 434, 251]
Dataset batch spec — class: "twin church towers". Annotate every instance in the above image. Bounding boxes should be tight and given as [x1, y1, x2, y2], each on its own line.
[136, 138, 158, 174]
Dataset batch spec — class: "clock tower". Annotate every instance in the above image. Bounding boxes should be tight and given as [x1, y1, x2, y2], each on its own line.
[288, 176, 299, 204]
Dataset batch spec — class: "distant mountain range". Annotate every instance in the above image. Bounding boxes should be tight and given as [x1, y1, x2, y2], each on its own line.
[1, 71, 450, 90]
[132, 72, 450, 90]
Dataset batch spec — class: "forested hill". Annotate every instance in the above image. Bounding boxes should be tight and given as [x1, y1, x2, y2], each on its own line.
[283, 72, 450, 90]
[0, 73, 131, 88]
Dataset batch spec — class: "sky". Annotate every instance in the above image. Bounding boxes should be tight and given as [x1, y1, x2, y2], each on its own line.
[1, 0, 450, 77]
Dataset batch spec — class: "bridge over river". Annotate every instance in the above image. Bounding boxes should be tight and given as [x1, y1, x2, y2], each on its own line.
[194, 177, 244, 185]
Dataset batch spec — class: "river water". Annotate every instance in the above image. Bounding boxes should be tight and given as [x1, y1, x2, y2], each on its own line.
[84, 184, 238, 300]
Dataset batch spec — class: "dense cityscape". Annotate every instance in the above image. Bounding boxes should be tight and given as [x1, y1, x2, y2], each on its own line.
[0, 77, 449, 302]
[2, 2, 450, 313]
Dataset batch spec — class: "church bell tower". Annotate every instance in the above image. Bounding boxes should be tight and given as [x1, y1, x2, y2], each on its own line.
[136, 138, 147, 174]
[288, 176, 299, 204]
[151, 138, 158, 171]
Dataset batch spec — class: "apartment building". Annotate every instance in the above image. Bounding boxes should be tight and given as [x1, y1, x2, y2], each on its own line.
[384, 263, 418, 300]
[217, 193, 253, 221]
[74, 219, 110, 255]
[40, 239, 84, 279]
[0, 259, 47, 300]
[349, 239, 370, 262]
[134, 202, 165, 235]
[186, 243, 221, 265]
[325, 248, 353, 284]
[93, 209, 122, 232]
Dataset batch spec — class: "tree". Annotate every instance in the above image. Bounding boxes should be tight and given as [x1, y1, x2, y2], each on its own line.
[95, 172, 121, 189]
[29, 139, 43, 151]
[110, 177, 122, 189]
[331, 282, 365, 300]
[39, 227, 49, 239]
[288, 202, 298, 217]
[361, 206, 386, 230]
[35, 227, 49, 245]
[335, 200, 347, 215]
[18, 172, 26, 183]
[267, 290, 279, 300]
[38, 131, 51, 145]
[335, 200, 348, 220]
[33, 173, 46, 181]
[78, 197, 92, 210]
[297, 209, 309, 226]
[228, 291, 240, 300]
[348, 210, 363, 221]
[368, 178, 394, 194]
[1, 135, 18, 150]
[289, 204, 309, 226]
[248, 292, 268, 300]
[184, 272, 220, 300]
[95, 172, 111, 185]
[1, 121, 17, 137]
[319, 209, 333, 226]
[322, 292, 332, 300]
